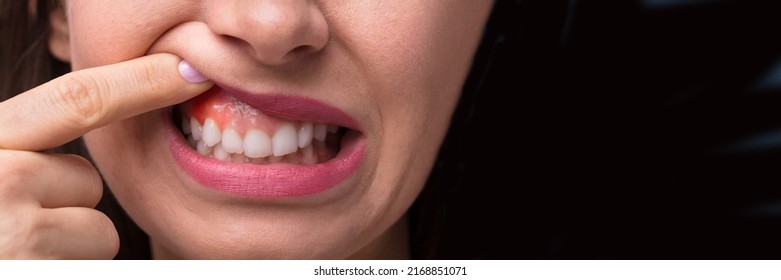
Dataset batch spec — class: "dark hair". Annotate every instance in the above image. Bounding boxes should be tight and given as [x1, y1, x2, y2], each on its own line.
[408, 0, 529, 259]
[1, 1, 66, 101]
[425, 0, 781, 260]
[0, 0, 86, 156]
[0, 0, 530, 260]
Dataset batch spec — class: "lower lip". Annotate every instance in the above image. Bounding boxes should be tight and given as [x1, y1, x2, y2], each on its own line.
[165, 114, 365, 197]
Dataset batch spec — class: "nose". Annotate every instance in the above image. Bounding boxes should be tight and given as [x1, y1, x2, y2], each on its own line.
[205, 0, 329, 66]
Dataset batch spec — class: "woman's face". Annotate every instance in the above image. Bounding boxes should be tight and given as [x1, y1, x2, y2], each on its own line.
[55, 1, 491, 259]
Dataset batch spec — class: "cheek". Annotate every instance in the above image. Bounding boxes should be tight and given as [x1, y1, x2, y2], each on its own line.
[67, 3, 134, 68]
[82, 117, 152, 189]
[65, 1, 196, 69]
[336, 3, 486, 130]
[83, 123, 133, 190]
[347, 6, 486, 161]
[83, 126, 124, 164]
[344, 3, 489, 221]
[83, 126, 137, 205]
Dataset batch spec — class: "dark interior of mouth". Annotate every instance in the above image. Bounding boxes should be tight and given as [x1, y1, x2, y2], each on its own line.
[172, 107, 345, 164]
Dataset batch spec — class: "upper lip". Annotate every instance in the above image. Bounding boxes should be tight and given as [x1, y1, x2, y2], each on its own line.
[196, 81, 362, 133]
[161, 51, 361, 132]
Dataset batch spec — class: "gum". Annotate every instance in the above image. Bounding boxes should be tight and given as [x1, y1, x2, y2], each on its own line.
[180, 86, 294, 135]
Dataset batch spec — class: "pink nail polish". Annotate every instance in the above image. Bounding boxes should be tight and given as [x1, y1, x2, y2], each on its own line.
[178, 60, 208, 83]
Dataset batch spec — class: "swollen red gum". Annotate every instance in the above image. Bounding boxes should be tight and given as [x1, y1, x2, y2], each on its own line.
[181, 87, 298, 135]
[178, 87, 341, 165]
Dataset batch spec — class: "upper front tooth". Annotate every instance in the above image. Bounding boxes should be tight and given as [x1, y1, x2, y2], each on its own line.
[190, 117, 202, 141]
[222, 128, 243, 154]
[327, 125, 338, 133]
[243, 129, 272, 158]
[313, 123, 327, 141]
[272, 123, 298, 156]
[298, 122, 314, 148]
[202, 118, 221, 147]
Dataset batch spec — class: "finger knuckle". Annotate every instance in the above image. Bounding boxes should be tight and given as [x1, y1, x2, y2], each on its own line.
[0, 152, 36, 198]
[136, 59, 168, 98]
[0, 208, 36, 259]
[52, 74, 108, 128]
[26, 211, 56, 258]
[27, 209, 118, 259]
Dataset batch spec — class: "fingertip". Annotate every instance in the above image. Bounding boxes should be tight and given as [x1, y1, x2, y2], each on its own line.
[178, 59, 209, 84]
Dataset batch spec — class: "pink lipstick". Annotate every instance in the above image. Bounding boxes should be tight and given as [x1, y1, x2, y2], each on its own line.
[166, 85, 365, 197]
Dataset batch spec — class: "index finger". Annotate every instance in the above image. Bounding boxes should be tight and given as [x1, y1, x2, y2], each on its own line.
[0, 53, 212, 151]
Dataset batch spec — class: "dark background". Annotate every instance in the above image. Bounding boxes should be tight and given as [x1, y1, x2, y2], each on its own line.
[434, 0, 781, 259]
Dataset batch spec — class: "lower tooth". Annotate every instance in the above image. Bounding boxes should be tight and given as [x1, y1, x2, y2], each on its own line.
[302, 145, 316, 165]
[231, 153, 247, 163]
[315, 140, 332, 160]
[268, 155, 283, 163]
[197, 140, 212, 155]
[213, 143, 230, 161]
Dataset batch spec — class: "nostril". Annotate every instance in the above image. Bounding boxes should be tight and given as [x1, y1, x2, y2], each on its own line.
[204, 0, 330, 66]
[279, 45, 317, 63]
[290, 45, 309, 54]
[220, 34, 250, 49]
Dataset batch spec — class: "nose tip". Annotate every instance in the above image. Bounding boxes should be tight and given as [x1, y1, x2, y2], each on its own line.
[206, 0, 329, 66]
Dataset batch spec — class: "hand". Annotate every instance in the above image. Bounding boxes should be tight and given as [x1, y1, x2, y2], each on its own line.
[0, 53, 212, 259]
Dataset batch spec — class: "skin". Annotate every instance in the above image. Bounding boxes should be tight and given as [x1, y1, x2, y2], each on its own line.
[0, 1, 491, 259]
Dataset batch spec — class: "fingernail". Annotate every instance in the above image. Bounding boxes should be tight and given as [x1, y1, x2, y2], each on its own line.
[178, 59, 208, 83]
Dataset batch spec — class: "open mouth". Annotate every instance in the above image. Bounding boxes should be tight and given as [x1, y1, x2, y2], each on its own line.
[173, 87, 346, 165]
[166, 85, 365, 198]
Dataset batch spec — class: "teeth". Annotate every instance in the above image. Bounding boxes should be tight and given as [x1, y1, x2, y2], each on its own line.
[243, 129, 272, 158]
[302, 144, 316, 165]
[196, 139, 212, 155]
[182, 117, 191, 135]
[298, 122, 314, 148]
[213, 143, 230, 161]
[313, 123, 327, 142]
[202, 118, 221, 147]
[221, 128, 244, 154]
[181, 116, 338, 162]
[272, 123, 298, 156]
[190, 117, 202, 141]
[231, 153, 247, 163]
[268, 155, 283, 163]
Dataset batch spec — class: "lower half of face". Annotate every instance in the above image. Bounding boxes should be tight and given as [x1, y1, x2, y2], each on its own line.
[68, 1, 492, 259]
